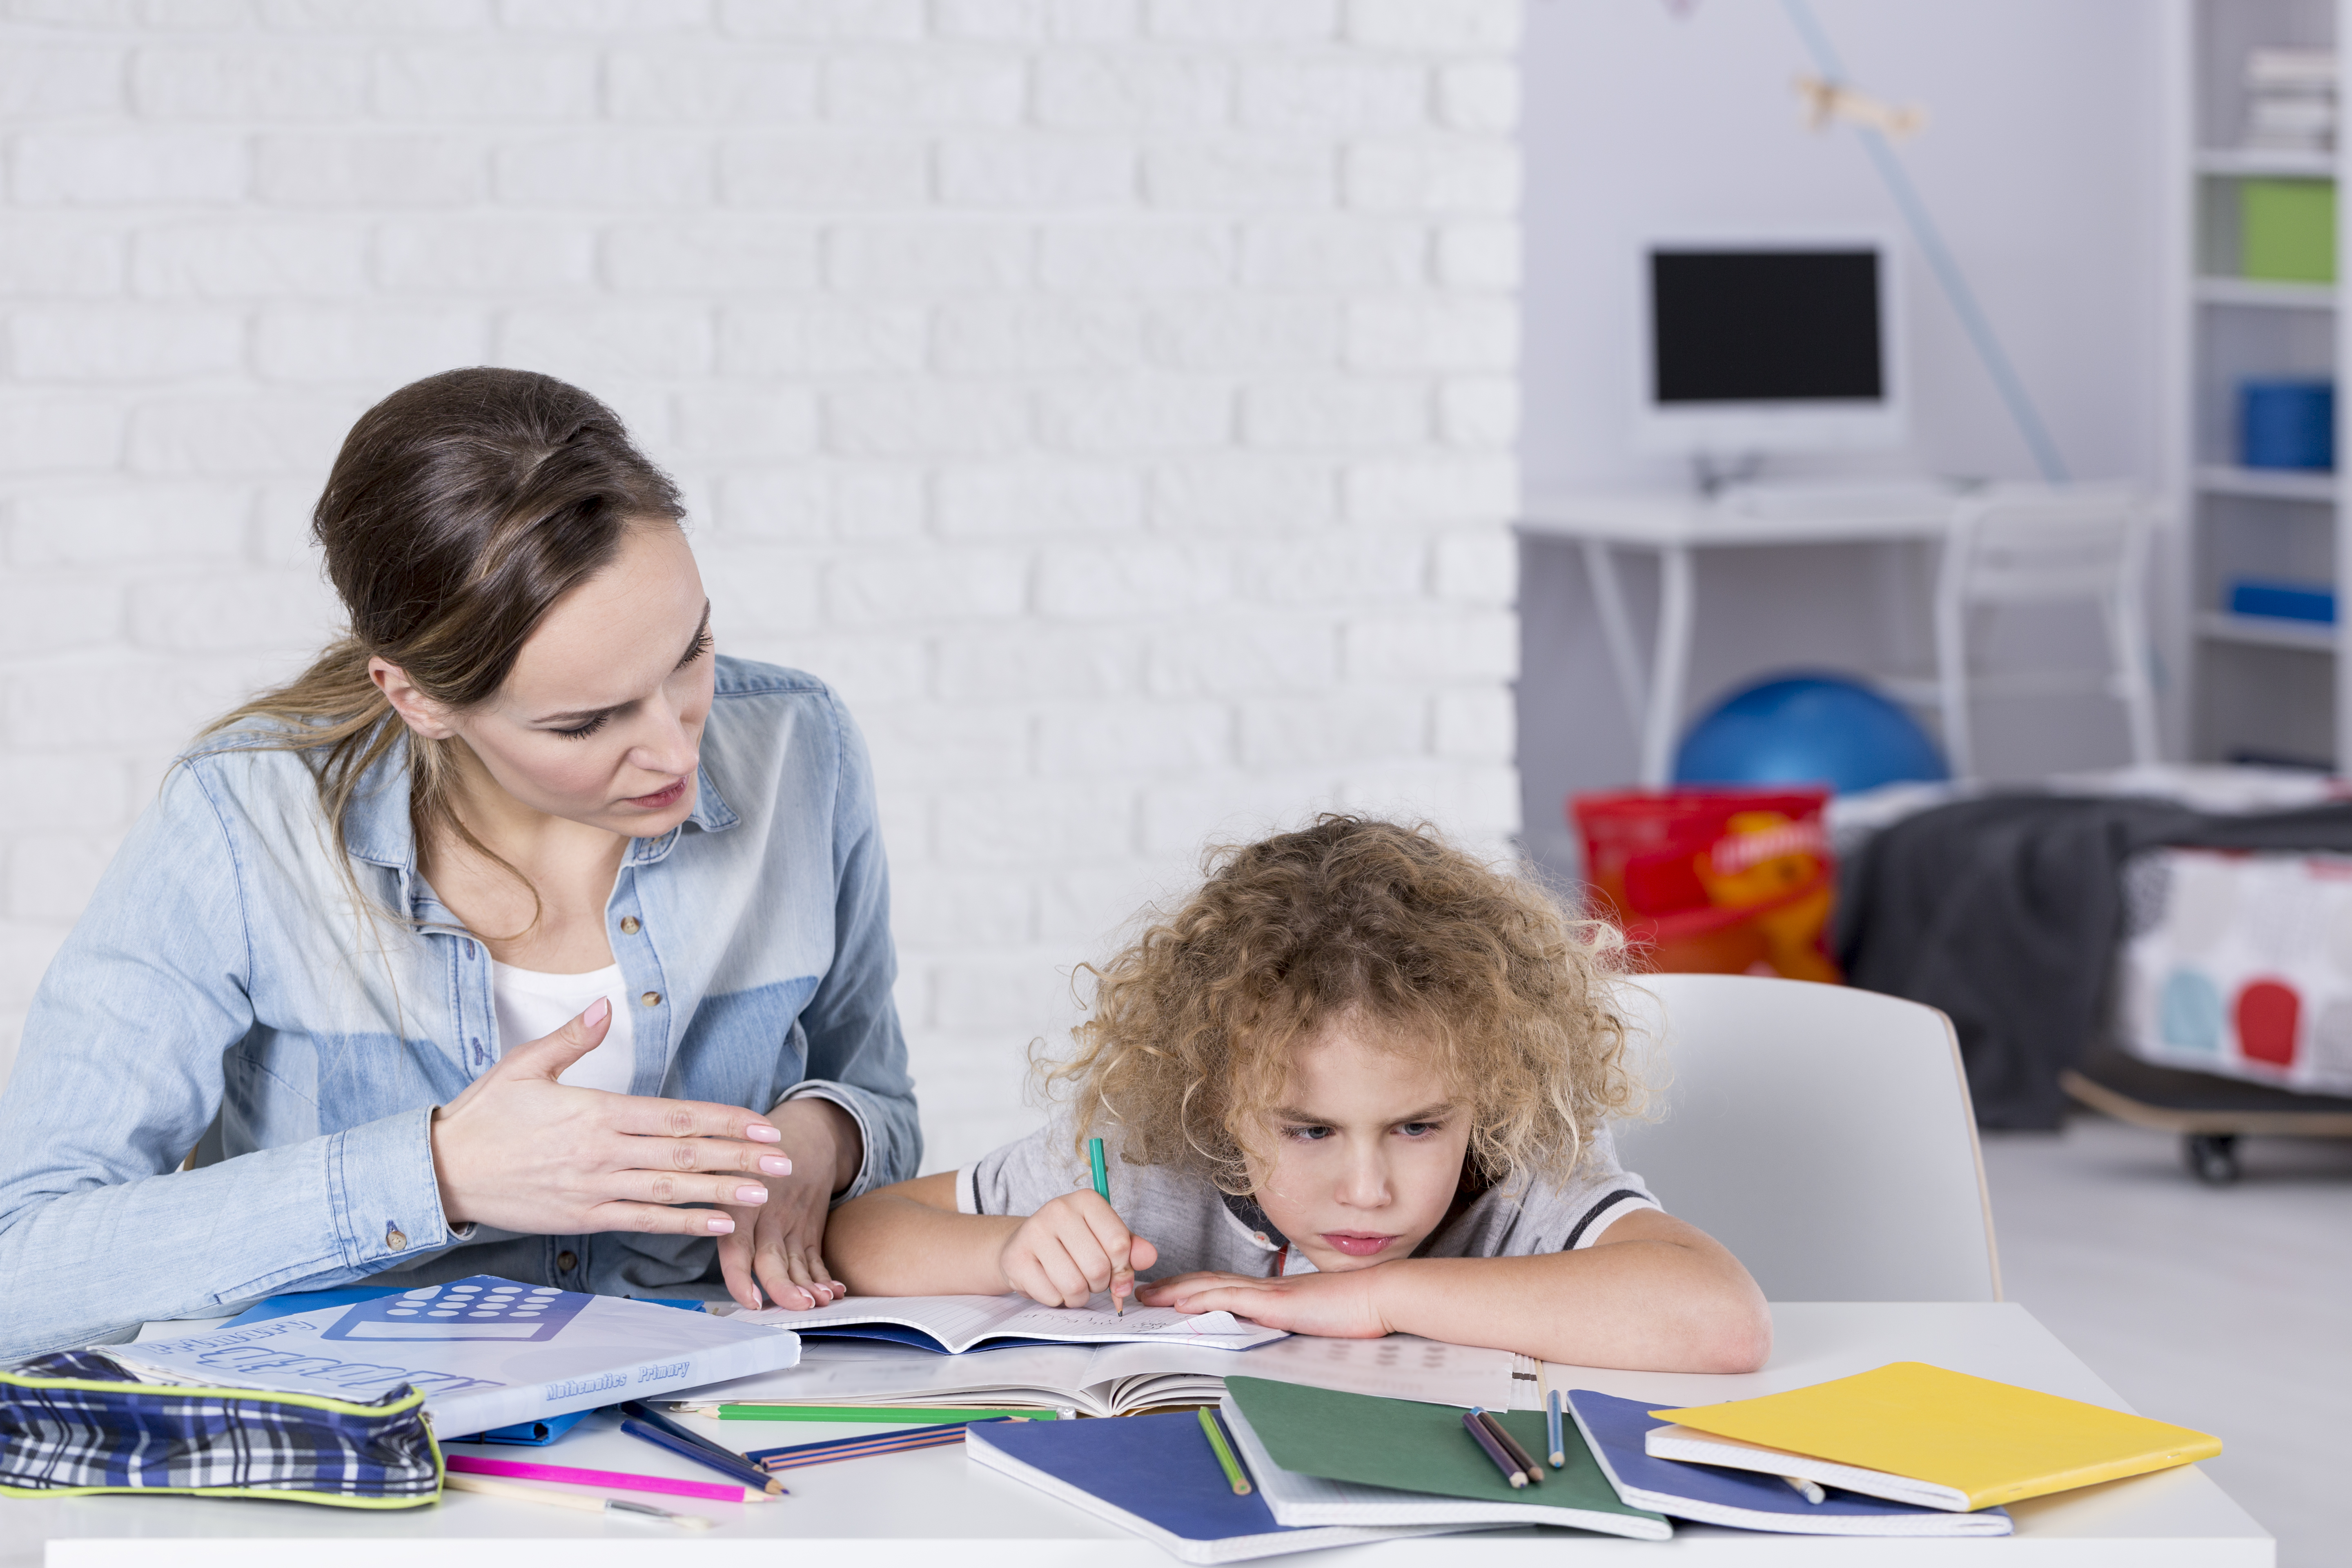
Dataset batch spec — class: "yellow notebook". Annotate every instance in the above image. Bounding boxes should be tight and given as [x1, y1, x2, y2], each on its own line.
[1649, 1362, 2221, 1511]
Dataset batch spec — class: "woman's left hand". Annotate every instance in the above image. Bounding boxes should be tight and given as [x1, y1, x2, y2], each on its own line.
[1136, 1267, 1397, 1339]
[715, 1097, 862, 1311]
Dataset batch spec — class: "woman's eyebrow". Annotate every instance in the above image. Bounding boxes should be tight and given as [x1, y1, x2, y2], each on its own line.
[534, 602, 712, 724]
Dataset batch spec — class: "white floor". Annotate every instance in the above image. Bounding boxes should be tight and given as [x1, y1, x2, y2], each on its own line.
[1977, 1114, 2351, 1568]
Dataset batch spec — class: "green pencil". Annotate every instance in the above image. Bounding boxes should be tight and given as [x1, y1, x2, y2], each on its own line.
[1086, 1134, 1128, 1316]
[713, 1405, 1061, 1424]
[1196, 1408, 1252, 1495]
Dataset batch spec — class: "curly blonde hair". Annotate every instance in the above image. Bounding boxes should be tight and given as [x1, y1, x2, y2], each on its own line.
[1043, 815, 1641, 1196]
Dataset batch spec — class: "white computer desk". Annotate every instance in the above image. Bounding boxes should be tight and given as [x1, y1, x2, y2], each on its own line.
[1518, 487, 1962, 788]
[13, 1302, 2270, 1567]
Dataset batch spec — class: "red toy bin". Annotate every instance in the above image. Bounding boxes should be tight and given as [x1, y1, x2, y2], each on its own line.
[1570, 787, 1840, 982]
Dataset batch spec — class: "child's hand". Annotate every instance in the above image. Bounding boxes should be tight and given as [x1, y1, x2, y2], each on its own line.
[998, 1191, 1160, 1308]
[1138, 1267, 1395, 1339]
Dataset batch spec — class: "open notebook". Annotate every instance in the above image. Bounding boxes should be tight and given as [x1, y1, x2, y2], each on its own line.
[680, 1331, 1517, 1419]
[729, 1292, 1283, 1352]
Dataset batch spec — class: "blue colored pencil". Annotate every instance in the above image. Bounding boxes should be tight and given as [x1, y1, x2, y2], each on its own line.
[1546, 1387, 1566, 1468]
[746, 1417, 1013, 1472]
[618, 1416, 782, 1494]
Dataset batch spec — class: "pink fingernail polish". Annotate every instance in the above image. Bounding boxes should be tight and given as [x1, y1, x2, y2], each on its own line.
[707, 1216, 735, 1234]
[735, 1185, 768, 1204]
[759, 1156, 791, 1176]
[747, 1124, 782, 1143]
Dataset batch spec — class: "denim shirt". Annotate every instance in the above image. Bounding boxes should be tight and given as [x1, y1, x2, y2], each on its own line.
[0, 656, 920, 1359]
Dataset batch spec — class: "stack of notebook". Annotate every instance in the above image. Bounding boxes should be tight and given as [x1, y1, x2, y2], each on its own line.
[968, 1362, 2223, 1557]
[1602, 1361, 2222, 1522]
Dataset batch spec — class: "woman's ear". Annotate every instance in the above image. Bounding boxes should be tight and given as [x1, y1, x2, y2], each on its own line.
[368, 656, 459, 740]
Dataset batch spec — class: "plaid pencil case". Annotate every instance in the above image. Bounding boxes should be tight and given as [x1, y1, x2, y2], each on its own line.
[0, 1350, 442, 1507]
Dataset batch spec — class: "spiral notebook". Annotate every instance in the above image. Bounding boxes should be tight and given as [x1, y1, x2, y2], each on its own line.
[1568, 1389, 2012, 1536]
[967, 1408, 1478, 1563]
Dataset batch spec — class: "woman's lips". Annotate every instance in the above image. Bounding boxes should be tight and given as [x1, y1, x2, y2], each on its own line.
[623, 778, 687, 811]
[1321, 1232, 1399, 1258]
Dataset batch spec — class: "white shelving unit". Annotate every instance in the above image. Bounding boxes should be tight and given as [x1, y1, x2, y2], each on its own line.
[2174, 0, 2352, 770]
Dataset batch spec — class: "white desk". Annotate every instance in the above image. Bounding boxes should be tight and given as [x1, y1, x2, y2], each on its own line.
[1518, 488, 1961, 788]
[14, 1303, 2270, 1567]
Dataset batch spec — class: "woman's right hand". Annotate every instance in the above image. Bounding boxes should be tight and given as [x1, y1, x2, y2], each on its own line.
[996, 1189, 1159, 1309]
[428, 998, 791, 1237]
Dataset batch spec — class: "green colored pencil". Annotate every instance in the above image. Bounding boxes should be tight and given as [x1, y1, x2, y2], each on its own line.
[1086, 1134, 1128, 1315]
[1196, 1408, 1252, 1495]
[713, 1405, 1061, 1423]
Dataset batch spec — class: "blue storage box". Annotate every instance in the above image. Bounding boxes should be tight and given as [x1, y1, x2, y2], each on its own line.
[2229, 578, 2337, 623]
[2241, 379, 2335, 470]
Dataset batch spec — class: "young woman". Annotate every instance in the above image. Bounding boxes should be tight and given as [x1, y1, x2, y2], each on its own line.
[828, 816, 1770, 1373]
[0, 369, 917, 1360]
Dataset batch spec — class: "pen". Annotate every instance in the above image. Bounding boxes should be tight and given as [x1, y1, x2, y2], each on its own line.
[618, 1416, 784, 1495]
[1086, 1134, 1128, 1316]
[1461, 1410, 1526, 1489]
[1782, 1474, 1827, 1504]
[443, 1471, 715, 1530]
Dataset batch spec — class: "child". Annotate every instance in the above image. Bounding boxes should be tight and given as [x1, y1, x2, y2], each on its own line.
[827, 816, 1771, 1372]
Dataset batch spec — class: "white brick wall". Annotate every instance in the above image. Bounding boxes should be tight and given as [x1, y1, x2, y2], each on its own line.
[0, 0, 1521, 1172]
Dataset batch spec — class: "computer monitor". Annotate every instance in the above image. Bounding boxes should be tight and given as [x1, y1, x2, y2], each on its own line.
[1635, 238, 1906, 459]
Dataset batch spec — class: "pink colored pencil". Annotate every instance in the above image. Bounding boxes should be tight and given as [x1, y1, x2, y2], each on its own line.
[445, 1453, 769, 1503]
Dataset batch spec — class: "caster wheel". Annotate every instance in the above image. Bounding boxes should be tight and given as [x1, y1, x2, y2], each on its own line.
[2183, 1133, 2240, 1187]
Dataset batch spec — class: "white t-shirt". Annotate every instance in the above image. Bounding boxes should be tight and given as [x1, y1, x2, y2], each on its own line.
[957, 1109, 1661, 1281]
[490, 960, 637, 1094]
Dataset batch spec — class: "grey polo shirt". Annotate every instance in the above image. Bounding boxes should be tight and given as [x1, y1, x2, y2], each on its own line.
[956, 1112, 1660, 1279]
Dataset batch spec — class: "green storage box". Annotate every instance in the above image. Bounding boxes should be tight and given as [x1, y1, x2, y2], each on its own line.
[2243, 178, 2336, 283]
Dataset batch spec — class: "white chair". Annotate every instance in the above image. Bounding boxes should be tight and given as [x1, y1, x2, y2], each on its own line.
[1886, 482, 2160, 780]
[1609, 972, 2002, 1302]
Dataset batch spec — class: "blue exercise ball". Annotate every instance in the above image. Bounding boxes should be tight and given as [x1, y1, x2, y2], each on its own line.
[1673, 672, 1948, 795]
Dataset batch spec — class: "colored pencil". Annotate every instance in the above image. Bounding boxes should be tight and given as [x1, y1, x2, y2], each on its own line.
[445, 1453, 766, 1504]
[620, 1399, 776, 1470]
[619, 1416, 784, 1495]
[1086, 1134, 1127, 1315]
[1544, 1385, 1566, 1469]
[1461, 1410, 1526, 1489]
[1196, 1408, 1253, 1495]
[709, 1404, 1061, 1423]
[443, 1471, 715, 1530]
[1782, 1474, 1828, 1504]
[747, 1417, 1012, 1472]
[1473, 1408, 1542, 1486]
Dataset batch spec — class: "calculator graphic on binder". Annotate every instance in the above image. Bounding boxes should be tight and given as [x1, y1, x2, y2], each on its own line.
[322, 1278, 589, 1341]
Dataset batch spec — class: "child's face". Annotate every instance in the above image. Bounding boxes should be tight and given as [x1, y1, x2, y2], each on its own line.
[1247, 1013, 1472, 1274]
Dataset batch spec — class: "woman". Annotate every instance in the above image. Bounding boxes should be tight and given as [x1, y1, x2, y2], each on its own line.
[0, 369, 918, 1359]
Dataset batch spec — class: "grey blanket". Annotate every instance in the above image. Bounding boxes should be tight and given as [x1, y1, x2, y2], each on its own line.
[1831, 795, 2352, 1127]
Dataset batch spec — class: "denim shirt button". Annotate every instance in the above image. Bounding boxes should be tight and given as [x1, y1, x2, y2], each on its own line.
[556, 1250, 577, 1272]
[619, 916, 639, 935]
[385, 1226, 408, 1252]
[641, 991, 661, 1007]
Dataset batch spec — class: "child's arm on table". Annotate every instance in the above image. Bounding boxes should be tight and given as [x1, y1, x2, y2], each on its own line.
[825, 1172, 1160, 1307]
[1135, 1208, 1770, 1374]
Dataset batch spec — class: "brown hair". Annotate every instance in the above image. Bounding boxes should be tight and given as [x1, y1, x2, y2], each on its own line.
[203, 368, 684, 910]
[1045, 815, 1642, 1196]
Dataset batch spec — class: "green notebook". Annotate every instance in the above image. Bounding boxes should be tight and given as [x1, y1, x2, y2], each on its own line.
[1224, 1376, 1668, 1536]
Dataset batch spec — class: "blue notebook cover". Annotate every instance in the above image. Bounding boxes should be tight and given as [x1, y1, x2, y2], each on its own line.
[1567, 1390, 2013, 1537]
[968, 1410, 1479, 1563]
